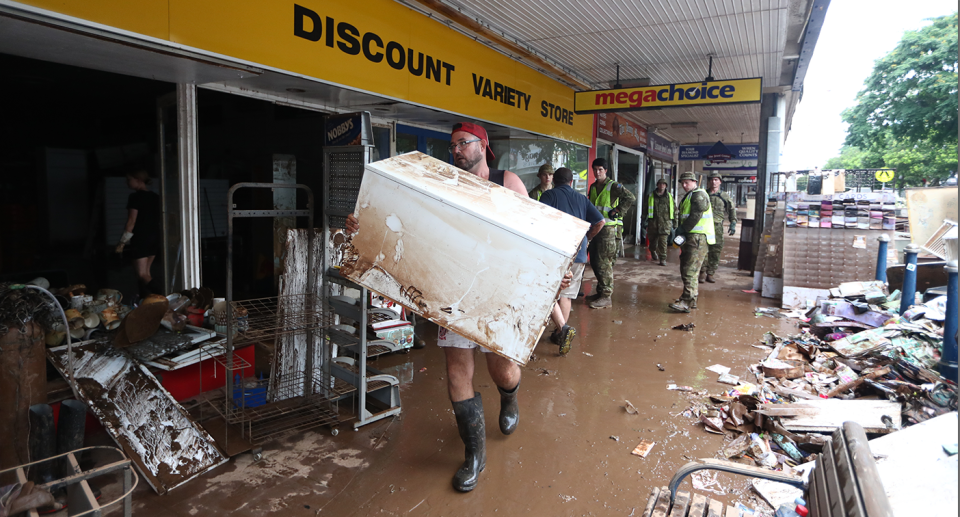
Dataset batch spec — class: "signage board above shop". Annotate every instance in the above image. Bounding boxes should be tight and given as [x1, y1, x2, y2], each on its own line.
[679, 143, 759, 170]
[596, 113, 647, 149]
[574, 78, 762, 114]
[22, 0, 592, 146]
[646, 133, 676, 162]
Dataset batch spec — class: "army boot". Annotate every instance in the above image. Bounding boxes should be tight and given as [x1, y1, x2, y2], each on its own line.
[589, 294, 612, 309]
[705, 274, 716, 283]
[669, 300, 691, 313]
[497, 381, 520, 435]
[585, 292, 602, 303]
[651, 251, 659, 262]
[698, 271, 706, 283]
[659, 258, 667, 266]
[452, 393, 486, 492]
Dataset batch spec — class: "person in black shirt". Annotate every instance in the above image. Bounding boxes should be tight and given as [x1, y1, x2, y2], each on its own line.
[116, 170, 162, 297]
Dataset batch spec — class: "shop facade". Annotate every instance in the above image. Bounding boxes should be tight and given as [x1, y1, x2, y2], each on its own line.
[0, 0, 593, 300]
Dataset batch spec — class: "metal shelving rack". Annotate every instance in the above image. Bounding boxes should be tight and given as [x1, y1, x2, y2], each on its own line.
[323, 141, 402, 429]
[209, 182, 341, 448]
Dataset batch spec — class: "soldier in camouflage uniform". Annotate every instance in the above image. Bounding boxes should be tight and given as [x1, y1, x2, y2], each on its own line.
[587, 157, 636, 309]
[669, 172, 715, 313]
[646, 178, 676, 266]
[701, 171, 738, 283]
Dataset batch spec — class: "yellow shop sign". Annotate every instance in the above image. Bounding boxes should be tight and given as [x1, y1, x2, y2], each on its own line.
[21, 0, 591, 145]
[574, 78, 762, 114]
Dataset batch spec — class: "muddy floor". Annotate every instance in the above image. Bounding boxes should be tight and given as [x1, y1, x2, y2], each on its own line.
[94, 233, 799, 516]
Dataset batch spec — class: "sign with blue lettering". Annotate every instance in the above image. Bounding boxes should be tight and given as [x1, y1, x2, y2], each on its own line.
[324, 112, 374, 146]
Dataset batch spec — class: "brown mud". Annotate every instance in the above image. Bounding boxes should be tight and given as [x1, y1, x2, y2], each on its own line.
[105, 237, 797, 516]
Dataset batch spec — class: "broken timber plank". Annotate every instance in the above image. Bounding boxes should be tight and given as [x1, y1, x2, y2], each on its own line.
[271, 228, 324, 400]
[706, 498, 724, 517]
[651, 486, 672, 517]
[762, 399, 901, 433]
[641, 487, 661, 517]
[47, 341, 227, 494]
[667, 490, 690, 517]
[724, 506, 739, 517]
[688, 493, 708, 517]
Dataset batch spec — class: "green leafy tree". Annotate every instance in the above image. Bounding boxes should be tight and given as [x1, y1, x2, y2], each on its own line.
[836, 12, 958, 187]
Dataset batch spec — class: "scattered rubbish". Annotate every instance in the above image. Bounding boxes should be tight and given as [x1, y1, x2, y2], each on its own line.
[613, 320, 623, 324]
[631, 439, 656, 458]
[761, 359, 805, 379]
[742, 289, 759, 294]
[582, 352, 593, 357]
[706, 364, 731, 375]
[656, 363, 665, 371]
[610, 435, 620, 442]
[665, 266, 958, 501]
[559, 495, 577, 503]
[755, 307, 783, 318]
[672, 322, 696, 331]
[752, 479, 803, 510]
[717, 373, 740, 385]
[419, 367, 427, 372]
[623, 400, 639, 415]
[690, 470, 726, 495]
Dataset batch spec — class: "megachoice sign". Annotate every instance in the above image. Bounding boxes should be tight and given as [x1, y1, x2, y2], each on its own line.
[574, 78, 762, 114]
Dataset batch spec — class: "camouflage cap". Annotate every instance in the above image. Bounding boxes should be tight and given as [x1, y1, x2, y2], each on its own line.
[678, 171, 698, 182]
[656, 178, 668, 186]
[707, 171, 723, 179]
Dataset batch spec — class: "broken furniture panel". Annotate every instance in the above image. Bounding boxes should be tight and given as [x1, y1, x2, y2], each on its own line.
[758, 400, 902, 433]
[341, 152, 589, 365]
[47, 341, 227, 494]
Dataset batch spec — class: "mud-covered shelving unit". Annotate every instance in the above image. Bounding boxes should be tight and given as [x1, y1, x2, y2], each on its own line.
[208, 183, 342, 450]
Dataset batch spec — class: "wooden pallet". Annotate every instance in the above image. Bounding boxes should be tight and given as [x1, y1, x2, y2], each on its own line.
[641, 487, 738, 517]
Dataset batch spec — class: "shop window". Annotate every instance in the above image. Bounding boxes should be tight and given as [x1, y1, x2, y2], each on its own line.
[396, 124, 451, 163]
[396, 132, 417, 155]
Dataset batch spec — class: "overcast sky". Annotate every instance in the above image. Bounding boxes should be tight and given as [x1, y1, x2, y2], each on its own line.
[779, 0, 957, 171]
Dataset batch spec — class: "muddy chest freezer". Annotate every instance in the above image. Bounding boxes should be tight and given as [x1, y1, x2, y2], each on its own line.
[340, 152, 589, 365]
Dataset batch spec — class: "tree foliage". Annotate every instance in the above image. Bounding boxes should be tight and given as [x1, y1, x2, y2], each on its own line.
[844, 12, 958, 147]
[831, 12, 958, 187]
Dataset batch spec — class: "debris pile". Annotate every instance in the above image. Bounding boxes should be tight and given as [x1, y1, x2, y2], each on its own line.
[674, 279, 957, 480]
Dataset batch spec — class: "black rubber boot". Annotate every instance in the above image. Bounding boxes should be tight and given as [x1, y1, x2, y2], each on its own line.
[452, 393, 486, 492]
[497, 380, 520, 435]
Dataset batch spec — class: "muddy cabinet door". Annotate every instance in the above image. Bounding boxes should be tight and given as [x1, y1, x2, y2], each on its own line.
[341, 152, 588, 364]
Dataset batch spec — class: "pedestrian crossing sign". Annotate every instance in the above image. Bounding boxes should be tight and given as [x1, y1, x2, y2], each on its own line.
[875, 169, 895, 182]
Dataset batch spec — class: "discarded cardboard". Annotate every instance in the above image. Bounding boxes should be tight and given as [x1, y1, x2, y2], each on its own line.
[341, 152, 588, 365]
[632, 439, 656, 458]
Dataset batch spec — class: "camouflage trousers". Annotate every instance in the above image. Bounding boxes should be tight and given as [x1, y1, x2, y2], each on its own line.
[679, 233, 709, 303]
[704, 222, 725, 275]
[588, 225, 618, 296]
[648, 221, 669, 260]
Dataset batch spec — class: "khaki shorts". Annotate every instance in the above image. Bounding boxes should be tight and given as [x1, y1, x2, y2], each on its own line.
[560, 262, 586, 299]
[437, 326, 493, 352]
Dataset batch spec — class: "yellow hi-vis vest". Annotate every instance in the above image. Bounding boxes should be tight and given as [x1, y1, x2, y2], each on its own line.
[679, 188, 716, 245]
[647, 192, 675, 219]
[589, 181, 621, 226]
